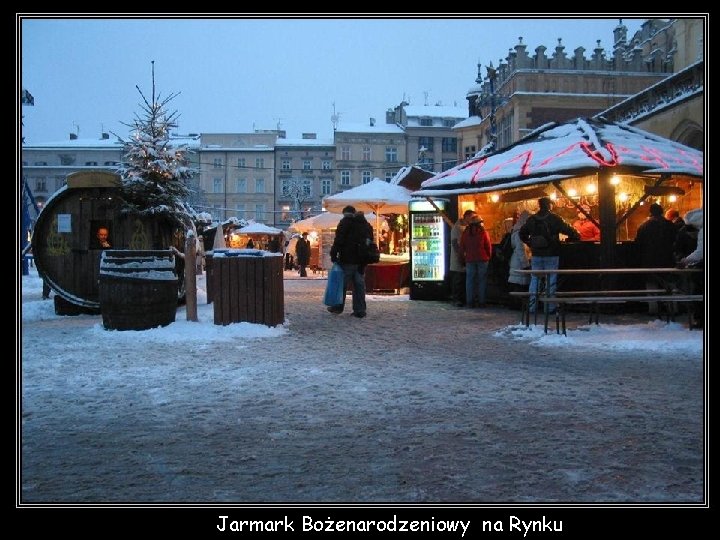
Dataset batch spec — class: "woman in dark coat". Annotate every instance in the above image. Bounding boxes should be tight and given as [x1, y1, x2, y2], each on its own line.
[295, 232, 311, 277]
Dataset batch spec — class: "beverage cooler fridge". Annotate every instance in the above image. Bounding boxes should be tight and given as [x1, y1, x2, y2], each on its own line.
[409, 198, 451, 300]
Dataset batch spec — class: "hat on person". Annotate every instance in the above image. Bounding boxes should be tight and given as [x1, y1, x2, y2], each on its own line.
[342, 205, 356, 215]
[538, 197, 553, 210]
[649, 202, 663, 217]
[463, 209, 476, 218]
[469, 215, 484, 225]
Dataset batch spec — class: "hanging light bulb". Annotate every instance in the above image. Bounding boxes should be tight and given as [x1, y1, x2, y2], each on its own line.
[618, 192, 629, 202]
[668, 195, 677, 203]
[490, 194, 500, 203]
[610, 175, 621, 185]
[567, 188, 578, 198]
[586, 183, 596, 194]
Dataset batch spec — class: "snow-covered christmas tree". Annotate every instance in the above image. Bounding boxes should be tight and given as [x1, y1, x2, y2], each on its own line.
[116, 61, 196, 230]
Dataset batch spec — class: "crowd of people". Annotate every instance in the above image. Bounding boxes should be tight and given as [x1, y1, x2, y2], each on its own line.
[448, 197, 703, 327]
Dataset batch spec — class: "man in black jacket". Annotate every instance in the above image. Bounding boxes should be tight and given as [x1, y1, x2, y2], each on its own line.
[327, 205, 372, 318]
[519, 197, 580, 314]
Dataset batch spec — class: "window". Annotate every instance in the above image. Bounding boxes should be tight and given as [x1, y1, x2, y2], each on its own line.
[418, 137, 434, 152]
[281, 159, 291, 171]
[442, 137, 457, 152]
[280, 205, 291, 222]
[255, 178, 265, 193]
[237, 158, 246, 169]
[303, 159, 312, 171]
[58, 154, 75, 166]
[235, 204, 245, 217]
[321, 178, 332, 195]
[385, 147, 398, 163]
[255, 157, 264, 169]
[302, 179, 312, 196]
[34, 161, 47, 166]
[362, 171, 372, 184]
[213, 158, 222, 169]
[385, 172, 395, 182]
[255, 204, 265, 221]
[340, 170, 351, 185]
[103, 161, 118, 166]
[35, 178, 47, 192]
[55, 176, 66, 190]
[443, 119, 456, 128]
[85, 161, 98, 166]
[235, 178, 247, 193]
[464, 145, 476, 160]
[498, 115, 513, 150]
[213, 178, 223, 193]
[322, 160, 332, 170]
[362, 146, 371, 161]
[419, 118, 433, 126]
[213, 204, 222, 220]
[341, 146, 351, 160]
[281, 179, 290, 196]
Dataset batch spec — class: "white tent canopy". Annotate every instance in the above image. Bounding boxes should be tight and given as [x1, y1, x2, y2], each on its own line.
[322, 179, 412, 241]
[239, 222, 284, 235]
[288, 212, 385, 233]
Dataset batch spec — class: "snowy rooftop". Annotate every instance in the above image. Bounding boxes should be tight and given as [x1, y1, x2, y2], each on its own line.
[417, 117, 703, 196]
[403, 105, 467, 119]
[334, 122, 405, 134]
[275, 138, 334, 147]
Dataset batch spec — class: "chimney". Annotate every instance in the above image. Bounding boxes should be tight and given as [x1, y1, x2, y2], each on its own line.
[101, 132, 109, 140]
[69, 133, 78, 140]
[301, 133, 317, 139]
[369, 117, 376, 127]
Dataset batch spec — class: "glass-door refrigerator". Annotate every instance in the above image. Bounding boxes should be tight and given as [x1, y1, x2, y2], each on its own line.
[409, 198, 451, 300]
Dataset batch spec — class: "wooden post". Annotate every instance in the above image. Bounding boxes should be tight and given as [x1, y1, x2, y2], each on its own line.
[597, 169, 617, 268]
[184, 235, 198, 321]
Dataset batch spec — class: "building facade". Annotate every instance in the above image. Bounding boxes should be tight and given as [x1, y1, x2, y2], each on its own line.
[455, 19, 692, 158]
[274, 134, 335, 226]
[333, 119, 406, 189]
[387, 103, 466, 173]
[196, 132, 279, 223]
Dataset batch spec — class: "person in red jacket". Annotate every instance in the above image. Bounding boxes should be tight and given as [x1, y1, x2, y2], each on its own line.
[460, 215, 493, 308]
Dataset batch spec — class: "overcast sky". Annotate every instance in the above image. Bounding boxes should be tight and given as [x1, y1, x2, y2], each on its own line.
[19, 16, 647, 144]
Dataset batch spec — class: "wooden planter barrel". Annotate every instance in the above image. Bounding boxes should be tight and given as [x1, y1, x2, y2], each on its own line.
[211, 250, 284, 327]
[99, 250, 178, 330]
[30, 171, 185, 315]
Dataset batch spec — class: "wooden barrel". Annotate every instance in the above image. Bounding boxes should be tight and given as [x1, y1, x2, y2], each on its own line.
[31, 171, 184, 315]
[99, 250, 178, 330]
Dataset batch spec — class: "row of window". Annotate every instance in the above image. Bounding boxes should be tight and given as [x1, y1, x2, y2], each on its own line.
[24, 161, 119, 167]
[280, 159, 333, 171]
[213, 157, 266, 169]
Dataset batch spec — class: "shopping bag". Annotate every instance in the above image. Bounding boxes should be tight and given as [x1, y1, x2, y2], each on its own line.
[323, 263, 345, 306]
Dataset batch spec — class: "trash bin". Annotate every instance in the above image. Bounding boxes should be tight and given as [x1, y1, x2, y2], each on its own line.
[211, 249, 284, 327]
[99, 250, 178, 330]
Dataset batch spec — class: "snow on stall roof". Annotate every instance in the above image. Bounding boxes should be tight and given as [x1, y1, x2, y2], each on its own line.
[417, 117, 703, 194]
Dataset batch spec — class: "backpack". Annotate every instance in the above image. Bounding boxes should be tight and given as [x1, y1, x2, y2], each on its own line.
[359, 237, 381, 264]
[529, 216, 552, 249]
[495, 232, 514, 262]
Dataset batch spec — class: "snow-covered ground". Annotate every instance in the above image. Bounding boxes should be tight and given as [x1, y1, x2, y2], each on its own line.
[19, 267, 705, 506]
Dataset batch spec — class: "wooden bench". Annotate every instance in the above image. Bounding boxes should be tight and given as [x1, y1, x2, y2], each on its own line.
[509, 290, 702, 334]
[546, 294, 703, 335]
[509, 289, 665, 327]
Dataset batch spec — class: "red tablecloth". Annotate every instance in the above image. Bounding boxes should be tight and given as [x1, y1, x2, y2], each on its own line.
[364, 262, 410, 293]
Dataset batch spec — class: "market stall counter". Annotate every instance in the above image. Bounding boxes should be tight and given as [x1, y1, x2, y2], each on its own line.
[364, 255, 410, 294]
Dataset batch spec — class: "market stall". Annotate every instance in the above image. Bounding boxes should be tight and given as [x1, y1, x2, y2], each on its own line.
[413, 117, 703, 301]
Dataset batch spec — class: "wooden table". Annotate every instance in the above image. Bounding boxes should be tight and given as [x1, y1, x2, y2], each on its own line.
[516, 267, 703, 333]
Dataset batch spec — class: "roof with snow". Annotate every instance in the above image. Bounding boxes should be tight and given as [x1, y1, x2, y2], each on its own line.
[416, 117, 703, 196]
[453, 116, 482, 129]
[334, 122, 405, 134]
[275, 138, 334, 147]
[402, 105, 467, 119]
